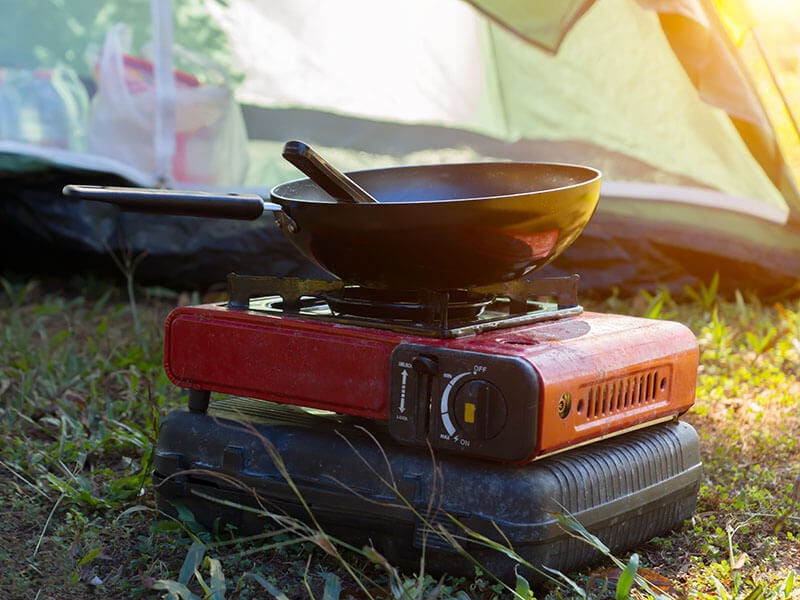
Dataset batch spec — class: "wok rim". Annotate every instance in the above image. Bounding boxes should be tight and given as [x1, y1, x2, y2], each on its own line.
[269, 160, 603, 205]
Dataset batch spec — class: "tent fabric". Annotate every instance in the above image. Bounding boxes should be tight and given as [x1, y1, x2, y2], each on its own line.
[210, 0, 790, 216]
[463, 1, 595, 53]
[464, 0, 800, 218]
[1, 0, 800, 297]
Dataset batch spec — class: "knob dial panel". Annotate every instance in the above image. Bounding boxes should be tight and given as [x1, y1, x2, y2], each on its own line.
[388, 343, 539, 462]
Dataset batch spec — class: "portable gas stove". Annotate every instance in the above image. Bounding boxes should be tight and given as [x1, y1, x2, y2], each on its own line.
[163, 273, 698, 463]
[154, 272, 702, 581]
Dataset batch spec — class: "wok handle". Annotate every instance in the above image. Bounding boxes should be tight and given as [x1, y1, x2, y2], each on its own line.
[282, 140, 379, 204]
[62, 185, 282, 220]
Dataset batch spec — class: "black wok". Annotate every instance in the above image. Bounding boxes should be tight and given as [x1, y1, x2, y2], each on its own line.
[64, 161, 601, 290]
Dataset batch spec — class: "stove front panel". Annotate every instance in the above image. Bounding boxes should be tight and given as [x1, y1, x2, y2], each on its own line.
[164, 305, 396, 418]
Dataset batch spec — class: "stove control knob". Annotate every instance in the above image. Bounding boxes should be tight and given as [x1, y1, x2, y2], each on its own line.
[411, 355, 438, 376]
[453, 379, 507, 441]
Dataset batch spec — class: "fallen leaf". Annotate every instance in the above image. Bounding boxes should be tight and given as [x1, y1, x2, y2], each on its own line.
[587, 565, 680, 596]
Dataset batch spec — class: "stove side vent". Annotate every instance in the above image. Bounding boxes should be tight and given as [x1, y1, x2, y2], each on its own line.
[581, 367, 668, 421]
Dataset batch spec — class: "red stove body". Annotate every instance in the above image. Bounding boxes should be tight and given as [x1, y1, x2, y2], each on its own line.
[163, 276, 698, 464]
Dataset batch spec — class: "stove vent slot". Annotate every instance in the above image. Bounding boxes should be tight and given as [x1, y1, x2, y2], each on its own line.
[581, 369, 666, 420]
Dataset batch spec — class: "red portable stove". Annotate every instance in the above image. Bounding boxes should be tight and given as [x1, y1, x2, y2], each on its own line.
[153, 272, 702, 581]
[163, 272, 698, 463]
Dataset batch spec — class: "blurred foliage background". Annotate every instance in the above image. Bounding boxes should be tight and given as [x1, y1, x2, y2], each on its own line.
[0, 0, 235, 80]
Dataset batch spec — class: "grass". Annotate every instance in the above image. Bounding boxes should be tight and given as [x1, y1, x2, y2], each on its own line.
[602, 282, 800, 598]
[1, 272, 799, 599]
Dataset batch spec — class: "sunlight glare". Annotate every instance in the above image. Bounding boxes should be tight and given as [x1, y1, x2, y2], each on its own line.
[750, 0, 800, 20]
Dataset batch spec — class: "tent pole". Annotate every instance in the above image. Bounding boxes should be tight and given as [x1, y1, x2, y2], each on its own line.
[150, 0, 176, 187]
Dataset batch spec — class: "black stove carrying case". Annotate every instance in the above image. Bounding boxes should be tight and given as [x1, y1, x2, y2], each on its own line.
[153, 397, 702, 581]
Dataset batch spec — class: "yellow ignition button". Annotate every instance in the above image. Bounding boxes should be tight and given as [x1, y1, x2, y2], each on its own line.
[463, 402, 476, 424]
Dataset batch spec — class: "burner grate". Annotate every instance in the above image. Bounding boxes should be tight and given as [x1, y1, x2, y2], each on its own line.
[225, 273, 583, 338]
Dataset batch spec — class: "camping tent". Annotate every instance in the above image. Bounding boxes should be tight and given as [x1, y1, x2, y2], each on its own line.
[2, 0, 799, 297]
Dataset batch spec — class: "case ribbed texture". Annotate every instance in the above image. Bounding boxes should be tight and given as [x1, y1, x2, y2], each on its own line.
[155, 401, 700, 582]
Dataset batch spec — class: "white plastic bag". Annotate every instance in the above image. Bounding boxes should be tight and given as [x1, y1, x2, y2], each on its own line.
[88, 24, 249, 186]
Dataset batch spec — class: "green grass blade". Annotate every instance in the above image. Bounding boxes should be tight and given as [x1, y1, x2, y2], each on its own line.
[151, 579, 201, 600]
[784, 570, 795, 597]
[206, 556, 226, 600]
[249, 572, 292, 599]
[515, 571, 532, 598]
[321, 572, 342, 600]
[179, 541, 206, 586]
[741, 582, 765, 600]
[541, 565, 587, 598]
[552, 512, 610, 554]
[616, 553, 639, 600]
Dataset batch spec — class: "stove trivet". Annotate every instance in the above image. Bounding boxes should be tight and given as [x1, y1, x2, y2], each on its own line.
[225, 273, 583, 338]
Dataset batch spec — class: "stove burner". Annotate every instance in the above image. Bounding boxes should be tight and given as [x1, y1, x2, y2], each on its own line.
[323, 287, 495, 322]
[225, 273, 583, 338]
